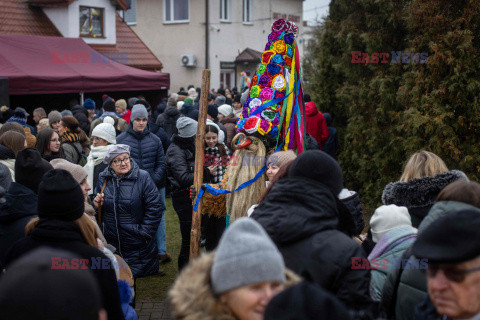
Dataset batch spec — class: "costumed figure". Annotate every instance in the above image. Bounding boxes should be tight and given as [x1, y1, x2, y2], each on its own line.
[197, 19, 306, 225]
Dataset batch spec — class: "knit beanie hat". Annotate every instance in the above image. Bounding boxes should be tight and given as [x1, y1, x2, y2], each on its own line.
[188, 87, 198, 99]
[215, 95, 226, 106]
[103, 116, 115, 126]
[217, 104, 233, 117]
[211, 217, 285, 294]
[48, 110, 62, 124]
[0, 163, 12, 191]
[91, 122, 116, 144]
[184, 97, 194, 106]
[102, 99, 116, 112]
[207, 104, 218, 119]
[289, 150, 343, 196]
[131, 104, 149, 121]
[83, 98, 96, 110]
[267, 150, 297, 167]
[115, 99, 127, 112]
[167, 97, 177, 107]
[370, 205, 412, 242]
[103, 144, 130, 165]
[176, 117, 197, 138]
[176, 101, 184, 110]
[0, 247, 102, 320]
[37, 169, 84, 221]
[15, 148, 53, 194]
[60, 110, 73, 117]
[49, 159, 87, 185]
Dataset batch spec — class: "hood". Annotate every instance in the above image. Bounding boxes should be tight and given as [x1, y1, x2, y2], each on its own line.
[180, 103, 193, 115]
[382, 170, 468, 208]
[0, 182, 37, 222]
[418, 200, 480, 234]
[252, 177, 339, 245]
[219, 114, 237, 125]
[165, 106, 180, 117]
[71, 105, 88, 116]
[305, 102, 319, 116]
[0, 144, 15, 160]
[169, 252, 300, 320]
[31, 218, 84, 243]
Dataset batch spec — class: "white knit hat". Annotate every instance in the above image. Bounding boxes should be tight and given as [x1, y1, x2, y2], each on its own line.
[370, 204, 412, 242]
[217, 104, 233, 117]
[177, 101, 184, 110]
[103, 116, 115, 126]
[92, 123, 116, 145]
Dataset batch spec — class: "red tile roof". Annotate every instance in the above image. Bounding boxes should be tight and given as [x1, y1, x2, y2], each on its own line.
[0, 0, 162, 71]
[0, 0, 61, 36]
[28, 0, 128, 10]
[90, 14, 163, 71]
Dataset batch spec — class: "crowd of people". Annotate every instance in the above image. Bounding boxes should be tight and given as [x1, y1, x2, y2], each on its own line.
[0, 86, 477, 320]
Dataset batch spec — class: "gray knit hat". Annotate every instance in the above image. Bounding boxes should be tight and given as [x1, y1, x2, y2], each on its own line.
[103, 144, 130, 164]
[48, 110, 62, 125]
[91, 122, 116, 144]
[215, 95, 226, 106]
[131, 104, 149, 122]
[176, 117, 197, 138]
[211, 217, 286, 295]
[0, 163, 12, 191]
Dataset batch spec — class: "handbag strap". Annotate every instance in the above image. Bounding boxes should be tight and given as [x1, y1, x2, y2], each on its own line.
[97, 178, 109, 227]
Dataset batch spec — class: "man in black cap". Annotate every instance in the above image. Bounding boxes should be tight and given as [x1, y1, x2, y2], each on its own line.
[412, 209, 480, 320]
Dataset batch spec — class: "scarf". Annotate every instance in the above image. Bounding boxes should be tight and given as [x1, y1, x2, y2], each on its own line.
[84, 145, 111, 195]
[204, 145, 229, 183]
[368, 226, 417, 260]
[61, 132, 80, 143]
[118, 110, 128, 117]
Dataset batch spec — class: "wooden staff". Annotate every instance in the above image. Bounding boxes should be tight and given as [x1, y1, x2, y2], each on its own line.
[190, 69, 210, 259]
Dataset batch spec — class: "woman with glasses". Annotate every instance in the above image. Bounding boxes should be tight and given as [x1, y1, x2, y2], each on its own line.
[35, 128, 64, 161]
[93, 144, 162, 278]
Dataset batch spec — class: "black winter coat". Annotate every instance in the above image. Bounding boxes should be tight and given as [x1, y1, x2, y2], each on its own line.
[117, 125, 166, 188]
[5, 219, 125, 320]
[251, 177, 372, 311]
[382, 170, 468, 228]
[0, 182, 37, 269]
[157, 106, 182, 140]
[148, 121, 170, 154]
[71, 105, 91, 134]
[339, 189, 365, 236]
[180, 103, 199, 121]
[95, 160, 162, 278]
[413, 295, 450, 320]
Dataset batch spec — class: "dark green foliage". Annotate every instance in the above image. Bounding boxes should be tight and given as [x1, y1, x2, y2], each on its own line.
[303, 0, 480, 216]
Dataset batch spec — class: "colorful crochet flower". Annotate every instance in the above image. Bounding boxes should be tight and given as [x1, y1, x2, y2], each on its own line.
[259, 87, 274, 101]
[272, 40, 286, 55]
[242, 105, 250, 118]
[262, 50, 275, 64]
[236, 118, 247, 132]
[248, 98, 262, 109]
[257, 64, 266, 75]
[243, 117, 260, 134]
[271, 54, 285, 65]
[269, 126, 279, 137]
[258, 119, 272, 135]
[261, 109, 276, 121]
[258, 75, 271, 87]
[286, 46, 293, 58]
[250, 85, 261, 98]
[264, 40, 273, 51]
[285, 56, 292, 68]
[272, 19, 288, 32]
[275, 91, 285, 100]
[268, 31, 282, 41]
[272, 116, 280, 127]
[266, 63, 281, 76]
[251, 75, 258, 87]
[272, 75, 286, 91]
[284, 33, 294, 46]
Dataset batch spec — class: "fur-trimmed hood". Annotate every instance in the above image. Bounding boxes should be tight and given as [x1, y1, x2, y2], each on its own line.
[382, 170, 468, 208]
[168, 252, 301, 320]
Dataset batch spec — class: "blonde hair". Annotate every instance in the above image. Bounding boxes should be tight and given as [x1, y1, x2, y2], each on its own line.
[25, 214, 99, 248]
[400, 150, 449, 182]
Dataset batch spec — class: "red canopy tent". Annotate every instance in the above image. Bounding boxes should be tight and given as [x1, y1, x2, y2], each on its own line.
[0, 34, 170, 95]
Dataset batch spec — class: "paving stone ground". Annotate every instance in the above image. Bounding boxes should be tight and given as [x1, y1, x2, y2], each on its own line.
[135, 301, 172, 320]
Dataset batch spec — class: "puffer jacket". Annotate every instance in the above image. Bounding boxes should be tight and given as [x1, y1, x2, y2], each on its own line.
[0, 182, 37, 268]
[117, 124, 165, 189]
[71, 105, 90, 134]
[380, 201, 480, 320]
[382, 170, 468, 228]
[338, 188, 365, 236]
[95, 160, 162, 278]
[156, 106, 182, 140]
[251, 177, 372, 311]
[165, 135, 195, 192]
[148, 121, 170, 154]
[169, 252, 301, 320]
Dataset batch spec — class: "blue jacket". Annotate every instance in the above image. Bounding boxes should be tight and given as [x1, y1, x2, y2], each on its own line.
[117, 124, 166, 188]
[96, 160, 162, 278]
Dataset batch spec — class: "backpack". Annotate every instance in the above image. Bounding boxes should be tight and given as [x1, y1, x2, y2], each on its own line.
[66, 142, 88, 166]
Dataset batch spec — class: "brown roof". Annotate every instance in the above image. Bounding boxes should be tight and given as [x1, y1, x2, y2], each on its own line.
[235, 48, 262, 63]
[28, 0, 128, 10]
[0, 0, 61, 36]
[89, 14, 163, 71]
[0, 0, 162, 71]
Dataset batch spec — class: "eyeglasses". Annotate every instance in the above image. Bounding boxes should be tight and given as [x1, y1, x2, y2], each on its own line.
[112, 156, 130, 166]
[427, 264, 480, 283]
[50, 139, 60, 142]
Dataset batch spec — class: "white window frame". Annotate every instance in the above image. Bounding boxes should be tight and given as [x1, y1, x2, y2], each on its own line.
[123, 0, 137, 25]
[163, 0, 190, 24]
[220, 0, 231, 22]
[242, 0, 252, 24]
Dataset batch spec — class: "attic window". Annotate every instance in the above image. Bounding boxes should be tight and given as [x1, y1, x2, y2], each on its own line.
[80, 6, 104, 38]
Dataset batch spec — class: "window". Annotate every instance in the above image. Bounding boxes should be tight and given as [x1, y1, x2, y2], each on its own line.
[243, 0, 252, 24]
[164, 0, 189, 23]
[220, 0, 230, 22]
[79, 6, 104, 38]
[124, 0, 137, 25]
